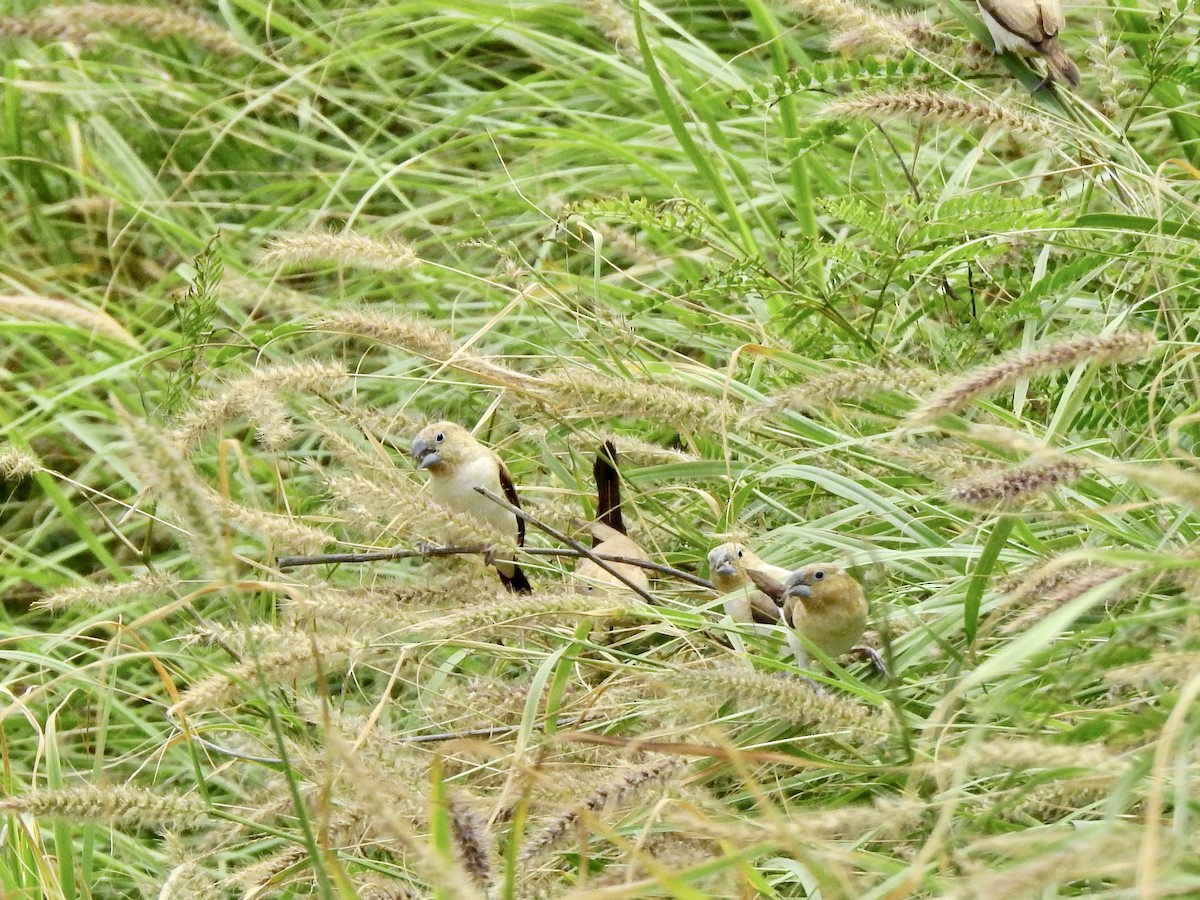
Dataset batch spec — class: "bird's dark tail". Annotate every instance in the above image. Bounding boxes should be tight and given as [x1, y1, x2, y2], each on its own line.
[500, 564, 533, 594]
[1038, 37, 1080, 89]
[593, 440, 626, 539]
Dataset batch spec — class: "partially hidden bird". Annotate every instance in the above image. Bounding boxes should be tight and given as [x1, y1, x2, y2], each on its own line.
[780, 564, 871, 670]
[574, 441, 650, 596]
[411, 421, 532, 593]
[707, 542, 788, 633]
[976, 0, 1080, 89]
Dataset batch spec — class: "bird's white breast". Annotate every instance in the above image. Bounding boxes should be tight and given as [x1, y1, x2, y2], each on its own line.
[430, 455, 517, 541]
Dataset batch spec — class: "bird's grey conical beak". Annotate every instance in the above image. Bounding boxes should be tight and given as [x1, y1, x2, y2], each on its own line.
[411, 437, 442, 469]
[715, 561, 736, 577]
[783, 577, 811, 598]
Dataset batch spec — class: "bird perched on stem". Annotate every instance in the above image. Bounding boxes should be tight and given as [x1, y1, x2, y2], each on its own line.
[411, 421, 532, 593]
[781, 564, 872, 671]
[707, 542, 788, 633]
[976, 0, 1080, 89]
[574, 441, 650, 597]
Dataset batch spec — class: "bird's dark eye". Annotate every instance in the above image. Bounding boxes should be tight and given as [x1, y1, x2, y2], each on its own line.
[736, 549, 744, 558]
[813, 570, 825, 580]
[435, 432, 445, 443]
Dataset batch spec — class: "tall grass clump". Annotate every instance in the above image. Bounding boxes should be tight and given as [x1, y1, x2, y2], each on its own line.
[1, 0, 1198, 897]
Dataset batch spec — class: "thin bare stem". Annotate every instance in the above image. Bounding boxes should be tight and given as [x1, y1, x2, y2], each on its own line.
[274, 544, 712, 590]
[275, 546, 483, 567]
[473, 486, 657, 603]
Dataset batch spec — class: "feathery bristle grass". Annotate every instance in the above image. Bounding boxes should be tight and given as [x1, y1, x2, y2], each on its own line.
[34, 571, 177, 613]
[323, 731, 482, 900]
[576, 0, 638, 56]
[279, 585, 419, 629]
[175, 360, 350, 448]
[0, 13, 96, 45]
[418, 588, 644, 638]
[824, 89, 1059, 145]
[42, 4, 241, 56]
[780, 0, 912, 52]
[315, 308, 532, 388]
[216, 495, 332, 556]
[957, 737, 1117, 776]
[999, 564, 1135, 635]
[519, 756, 685, 864]
[125, 419, 234, 580]
[1003, 775, 1118, 822]
[908, 331, 1157, 425]
[353, 875, 420, 900]
[157, 861, 221, 900]
[1108, 461, 1200, 510]
[447, 791, 495, 889]
[946, 459, 1084, 508]
[1105, 651, 1200, 690]
[518, 368, 735, 432]
[831, 14, 948, 55]
[663, 666, 892, 749]
[0, 785, 208, 831]
[261, 229, 419, 272]
[687, 796, 925, 847]
[744, 364, 936, 423]
[0, 444, 42, 480]
[951, 826, 1148, 897]
[0, 293, 142, 349]
[173, 632, 372, 713]
[229, 844, 308, 893]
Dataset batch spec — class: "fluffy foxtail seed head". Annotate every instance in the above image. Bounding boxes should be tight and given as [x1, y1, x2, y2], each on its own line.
[0, 785, 208, 831]
[946, 459, 1084, 508]
[824, 89, 1059, 145]
[261, 229, 418, 272]
[908, 331, 1157, 426]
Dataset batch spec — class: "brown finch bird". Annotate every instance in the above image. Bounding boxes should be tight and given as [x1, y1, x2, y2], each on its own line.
[976, 0, 1080, 89]
[781, 564, 869, 669]
[411, 421, 532, 593]
[574, 441, 650, 596]
[707, 542, 787, 632]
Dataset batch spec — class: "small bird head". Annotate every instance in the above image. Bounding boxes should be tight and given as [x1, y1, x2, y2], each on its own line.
[411, 421, 472, 471]
[783, 564, 849, 600]
[707, 542, 749, 578]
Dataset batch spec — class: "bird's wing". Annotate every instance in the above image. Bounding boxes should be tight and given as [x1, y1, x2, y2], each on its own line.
[584, 520, 628, 545]
[1035, 0, 1065, 37]
[746, 567, 786, 603]
[497, 460, 525, 546]
[593, 440, 627, 536]
[978, 0, 1055, 42]
[748, 591, 783, 625]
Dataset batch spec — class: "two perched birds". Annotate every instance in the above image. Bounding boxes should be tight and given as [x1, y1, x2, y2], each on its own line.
[975, 0, 1080, 89]
[411, 422, 876, 674]
[708, 543, 872, 669]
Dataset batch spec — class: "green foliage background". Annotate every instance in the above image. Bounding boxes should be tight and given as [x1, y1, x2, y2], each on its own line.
[0, 0, 1199, 897]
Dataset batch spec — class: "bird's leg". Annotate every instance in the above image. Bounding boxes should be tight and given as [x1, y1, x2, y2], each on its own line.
[849, 645, 889, 677]
[1032, 71, 1053, 93]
